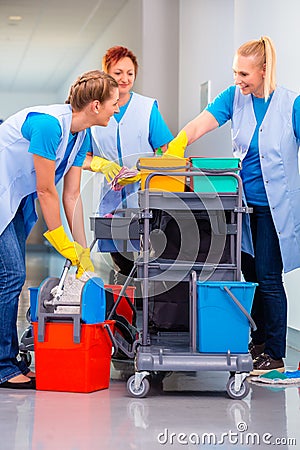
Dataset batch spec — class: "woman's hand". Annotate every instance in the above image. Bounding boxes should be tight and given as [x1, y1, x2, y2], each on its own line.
[90, 156, 121, 182]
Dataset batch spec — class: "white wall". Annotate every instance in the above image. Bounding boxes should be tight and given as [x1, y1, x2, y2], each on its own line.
[179, 0, 234, 157]
[58, 0, 178, 133]
[179, 0, 300, 332]
[141, 0, 179, 135]
[57, 0, 142, 101]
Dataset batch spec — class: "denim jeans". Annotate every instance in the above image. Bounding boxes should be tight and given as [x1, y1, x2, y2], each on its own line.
[0, 206, 29, 382]
[241, 205, 287, 360]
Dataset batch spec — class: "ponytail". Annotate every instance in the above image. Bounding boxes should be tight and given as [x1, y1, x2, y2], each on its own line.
[237, 36, 276, 101]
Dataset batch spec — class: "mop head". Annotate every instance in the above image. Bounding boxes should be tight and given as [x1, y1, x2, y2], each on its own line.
[53, 271, 97, 314]
[251, 369, 300, 385]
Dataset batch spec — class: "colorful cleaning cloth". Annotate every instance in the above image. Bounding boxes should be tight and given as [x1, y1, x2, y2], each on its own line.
[251, 369, 300, 385]
[285, 370, 300, 378]
[110, 166, 139, 191]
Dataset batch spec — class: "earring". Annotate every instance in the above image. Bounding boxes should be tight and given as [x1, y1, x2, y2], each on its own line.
[95, 111, 99, 114]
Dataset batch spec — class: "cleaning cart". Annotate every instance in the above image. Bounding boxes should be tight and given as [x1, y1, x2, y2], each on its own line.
[127, 160, 256, 399]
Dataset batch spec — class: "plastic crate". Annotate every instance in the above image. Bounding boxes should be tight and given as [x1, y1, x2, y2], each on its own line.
[138, 156, 188, 191]
[33, 320, 114, 393]
[190, 157, 240, 193]
[196, 281, 257, 353]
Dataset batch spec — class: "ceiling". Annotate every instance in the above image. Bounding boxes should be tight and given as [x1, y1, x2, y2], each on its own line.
[0, 0, 128, 92]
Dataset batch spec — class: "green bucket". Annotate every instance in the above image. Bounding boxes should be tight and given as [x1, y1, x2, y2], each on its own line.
[190, 157, 241, 193]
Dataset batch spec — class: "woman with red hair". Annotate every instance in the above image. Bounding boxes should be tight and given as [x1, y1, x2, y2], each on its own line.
[84, 46, 173, 281]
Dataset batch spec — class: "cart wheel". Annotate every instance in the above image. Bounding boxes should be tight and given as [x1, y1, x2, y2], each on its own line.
[20, 351, 32, 367]
[226, 376, 250, 400]
[127, 375, 150, 398]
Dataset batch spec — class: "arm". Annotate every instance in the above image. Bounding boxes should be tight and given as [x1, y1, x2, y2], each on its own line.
[62, 165, 87, 247]
[82, 151, 121, 180]
[33, 154, 62, 230]
[183, 110, 219, 145]
[39, 159, 94, 277]
[82, 152, 93, 171]
[166, 87, 235, 157]
[82, 129, 121, 178]
[165, 110, 219, 158]
[29, 116, 93, 276]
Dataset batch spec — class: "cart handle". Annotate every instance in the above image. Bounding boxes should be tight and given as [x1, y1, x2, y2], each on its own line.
[223, 286, 257, 331]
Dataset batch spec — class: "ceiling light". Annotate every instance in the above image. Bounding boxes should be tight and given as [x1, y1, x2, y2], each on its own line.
[8, 15, 22, 21]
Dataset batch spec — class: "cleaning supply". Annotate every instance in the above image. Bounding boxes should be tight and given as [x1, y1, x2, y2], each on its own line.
[111, 166, 140, 189]
[33, 320, 115, 393]
[138, 156, 188, 191]
[251, 369, 300, 385]
[33, 263, 113, 393]
[155, 147, 163, 157]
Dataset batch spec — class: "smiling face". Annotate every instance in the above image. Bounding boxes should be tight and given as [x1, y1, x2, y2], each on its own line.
[107, 57, 135, 104]
[97, 86, 119, 126]
[233, 54, 265, 98]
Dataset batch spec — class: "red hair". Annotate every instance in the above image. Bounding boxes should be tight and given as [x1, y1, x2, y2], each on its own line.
[102, 46, 138, 77]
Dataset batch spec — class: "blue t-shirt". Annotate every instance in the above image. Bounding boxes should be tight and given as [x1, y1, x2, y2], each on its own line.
[112, 93, 173, 207]
[21, 112, 90, 182]
[113, 93, 173, 160]
[206, 86, 300, 205]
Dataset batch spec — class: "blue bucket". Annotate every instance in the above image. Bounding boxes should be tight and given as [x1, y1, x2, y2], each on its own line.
[197, 281, 257, 353]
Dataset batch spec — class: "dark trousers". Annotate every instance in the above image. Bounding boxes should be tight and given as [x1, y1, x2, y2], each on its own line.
[241, 205, 287, 359]
[110, 252, 135, 277]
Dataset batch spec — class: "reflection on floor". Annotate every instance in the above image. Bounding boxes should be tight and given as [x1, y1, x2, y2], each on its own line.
[1, 249, 299, 450]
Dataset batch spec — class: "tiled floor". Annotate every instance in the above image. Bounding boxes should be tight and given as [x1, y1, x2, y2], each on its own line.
[1, 249, 299, 450]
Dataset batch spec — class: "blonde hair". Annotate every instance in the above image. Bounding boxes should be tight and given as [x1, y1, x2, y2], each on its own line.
[237, 36, 276, 101]
[65, 70, 118, 110]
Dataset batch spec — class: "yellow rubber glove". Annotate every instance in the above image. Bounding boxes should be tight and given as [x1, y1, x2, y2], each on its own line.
[117, 172, 142, 186]
[90, 156, 121, 182]
[164, 130, 188, 158]
[76, 247, 95, 279]
[44, 226, 83, 266]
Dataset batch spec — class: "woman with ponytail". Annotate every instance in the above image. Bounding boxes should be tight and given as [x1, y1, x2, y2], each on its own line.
[167, 36, 300, 375]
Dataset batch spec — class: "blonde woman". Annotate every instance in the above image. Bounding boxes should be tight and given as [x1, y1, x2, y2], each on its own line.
[167, 36, 300, 375]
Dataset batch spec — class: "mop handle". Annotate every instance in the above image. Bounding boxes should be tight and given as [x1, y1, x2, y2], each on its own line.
[58, 259, 72, 290]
